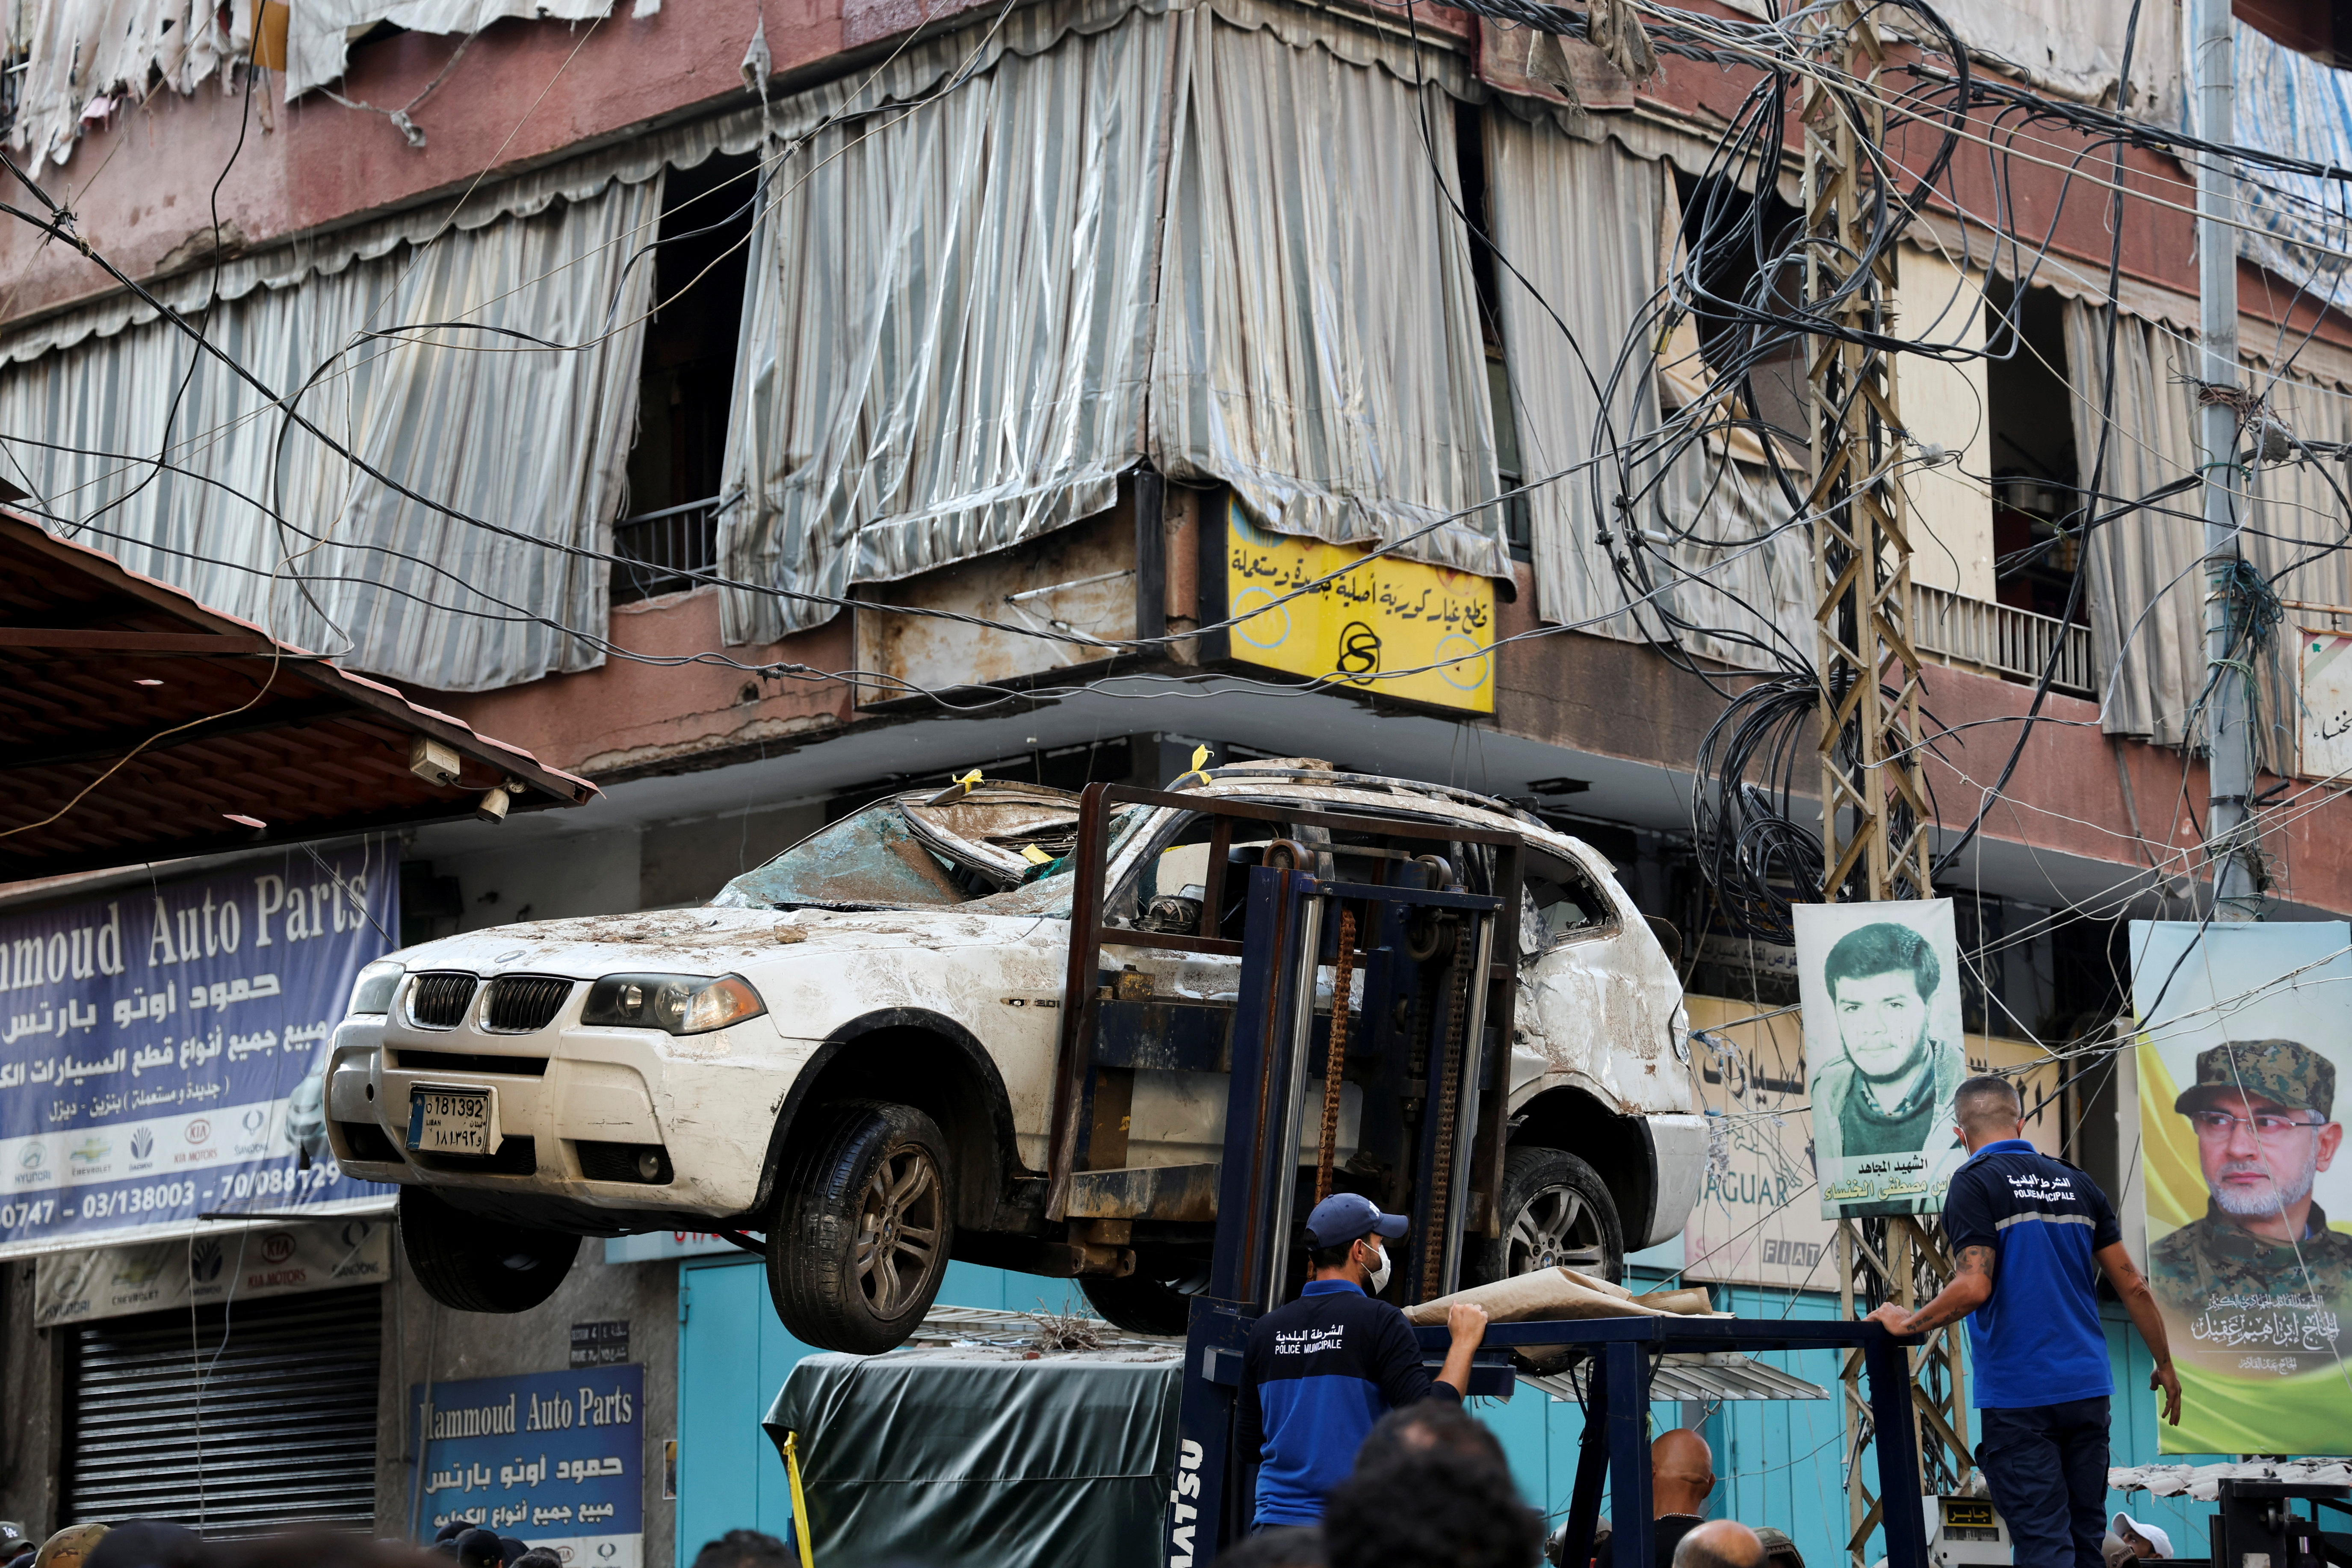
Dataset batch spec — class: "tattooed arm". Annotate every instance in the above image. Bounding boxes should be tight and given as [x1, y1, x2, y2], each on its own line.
[2096, 1242, 2182, 1425]
[1864, 1245, 1996, 1336]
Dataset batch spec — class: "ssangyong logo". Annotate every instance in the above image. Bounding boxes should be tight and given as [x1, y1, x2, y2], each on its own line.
[131, 1127, 154, 1160]
[185, 1120, 211, 1145]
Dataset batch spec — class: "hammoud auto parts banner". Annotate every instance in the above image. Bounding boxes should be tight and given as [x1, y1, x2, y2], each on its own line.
[416, 1365, 645, 1568]
[2130, 920, 2352, 1456]
[0, 847, 398, 1255]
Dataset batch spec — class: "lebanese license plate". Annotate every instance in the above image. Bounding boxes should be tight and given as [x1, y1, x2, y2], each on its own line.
[408, 1086, 494, 1154]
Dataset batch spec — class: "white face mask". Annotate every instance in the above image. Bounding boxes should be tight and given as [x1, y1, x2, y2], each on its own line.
[1361, 1240, 1392, 1295]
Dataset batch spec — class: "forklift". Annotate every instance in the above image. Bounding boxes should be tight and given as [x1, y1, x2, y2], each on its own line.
[1037, 784, 1934, 1568]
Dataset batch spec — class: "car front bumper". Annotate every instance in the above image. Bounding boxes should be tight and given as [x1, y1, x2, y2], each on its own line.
[322, 987, 815, 1221]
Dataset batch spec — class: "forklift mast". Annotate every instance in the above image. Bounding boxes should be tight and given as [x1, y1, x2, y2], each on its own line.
[1046, 782, 1523, 1559]
[1040, 781, 1934, 1568]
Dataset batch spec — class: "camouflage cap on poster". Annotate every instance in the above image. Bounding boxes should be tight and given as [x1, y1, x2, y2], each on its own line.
[2173, 1039, 2336, 1119]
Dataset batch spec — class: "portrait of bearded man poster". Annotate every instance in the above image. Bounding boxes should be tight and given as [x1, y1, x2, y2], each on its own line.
[1796, 900, 1968, 1220]
[2131, 920, 2352, 1456]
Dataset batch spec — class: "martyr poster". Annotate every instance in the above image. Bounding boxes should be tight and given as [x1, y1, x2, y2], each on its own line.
[0, 845, 398, 1255]
[2130, 920, 2351, 1456]
[1795, 900, 1967, 1219]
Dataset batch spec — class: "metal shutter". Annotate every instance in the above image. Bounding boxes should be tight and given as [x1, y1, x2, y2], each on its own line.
[64, 1286, 382, 1536]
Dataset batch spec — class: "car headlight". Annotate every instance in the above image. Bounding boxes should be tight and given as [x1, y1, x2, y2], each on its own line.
[1668, 1004, 1692, 1065]
[348, 960, 405, 1017]
[582, 973, 766, 1035]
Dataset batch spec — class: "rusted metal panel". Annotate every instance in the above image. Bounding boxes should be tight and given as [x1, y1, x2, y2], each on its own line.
[1065, 1161, 1222, 1222]
[1047, 783, 1115, 1218]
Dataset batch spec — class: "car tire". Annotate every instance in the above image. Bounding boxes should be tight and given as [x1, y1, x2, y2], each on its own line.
[399, 1186, 580, 1313]
[767, 1099, 955, 1353]
[1079, 1262, 1207, 1337]
[1468, 1145, 1625, 1287]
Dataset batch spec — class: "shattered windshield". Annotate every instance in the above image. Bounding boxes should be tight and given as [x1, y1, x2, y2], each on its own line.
[710, 785, 1152, 914]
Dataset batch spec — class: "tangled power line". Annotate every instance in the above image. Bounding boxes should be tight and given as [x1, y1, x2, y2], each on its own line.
[4, 0, 2352, 967]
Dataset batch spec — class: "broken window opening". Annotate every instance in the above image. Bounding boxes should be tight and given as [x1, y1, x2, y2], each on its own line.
[1521, 850, 1614, 956]
[1984, 276, 2084, 624]
[1671, 169, 1805, 445]
[1454, 103, 1531, 561]
[615, 150, 758, 606]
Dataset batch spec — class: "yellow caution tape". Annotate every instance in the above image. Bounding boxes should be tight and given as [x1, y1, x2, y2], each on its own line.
[783, 1431, 814, 1568]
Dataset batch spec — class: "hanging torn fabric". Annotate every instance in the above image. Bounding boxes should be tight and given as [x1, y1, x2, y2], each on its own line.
[719, 0, 1177, 645]
[1148, 2, 1510, 582]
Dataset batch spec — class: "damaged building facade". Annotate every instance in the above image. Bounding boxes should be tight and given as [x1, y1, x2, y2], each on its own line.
[3, 0, 2352, 1555]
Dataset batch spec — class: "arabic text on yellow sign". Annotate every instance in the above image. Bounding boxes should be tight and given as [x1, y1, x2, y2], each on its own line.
[1224, 503, 1495, 714]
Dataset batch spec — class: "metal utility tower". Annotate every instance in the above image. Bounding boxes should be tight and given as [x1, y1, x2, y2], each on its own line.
[2190, 0, 2261, 919]
[1797, 5, 1971, 1561]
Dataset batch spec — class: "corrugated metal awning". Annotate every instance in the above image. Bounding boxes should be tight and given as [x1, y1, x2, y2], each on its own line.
[1, 511, 595, 880]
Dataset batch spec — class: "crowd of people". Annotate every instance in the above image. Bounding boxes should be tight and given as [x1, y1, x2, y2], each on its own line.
[1206, 1403, 1785, 1568]
[0, 1524, 806, 1568]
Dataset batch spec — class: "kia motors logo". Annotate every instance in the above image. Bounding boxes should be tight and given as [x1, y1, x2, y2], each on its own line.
[184, 1120, 210, 1145]
[131, 1127, 154, 1160]
[259, 1231, 297, 1265]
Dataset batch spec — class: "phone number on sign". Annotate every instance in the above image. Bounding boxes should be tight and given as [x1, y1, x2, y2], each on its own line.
[71, 1181, 200, 1222]
[217, 1163, 342, 1202]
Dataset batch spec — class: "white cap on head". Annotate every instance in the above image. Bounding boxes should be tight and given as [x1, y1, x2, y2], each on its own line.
[2110, 1514, 2175, 1559]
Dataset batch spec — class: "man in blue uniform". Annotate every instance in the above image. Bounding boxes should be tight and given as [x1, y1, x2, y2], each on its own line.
[1867, 1076, 2181, 1568]
[1236, 1193, 1490, 1527]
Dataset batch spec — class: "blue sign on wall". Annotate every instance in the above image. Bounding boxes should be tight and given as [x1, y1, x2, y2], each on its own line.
[417, 1365, 646, 1568]
[0, 845, 398, 1253]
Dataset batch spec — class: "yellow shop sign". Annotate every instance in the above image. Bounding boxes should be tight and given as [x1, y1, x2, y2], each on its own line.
[1223, 501, 1495, 714]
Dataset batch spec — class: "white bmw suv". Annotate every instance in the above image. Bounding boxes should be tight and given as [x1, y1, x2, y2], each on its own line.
[326, 762, 1704, 1350]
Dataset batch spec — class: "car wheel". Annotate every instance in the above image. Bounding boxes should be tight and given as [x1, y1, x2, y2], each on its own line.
[1080, 1259, 1209, 1336]
[1468, 1146, 1625, 1287]
[767, 1100, 955, 1353]
[399, 1186, 580, 1313]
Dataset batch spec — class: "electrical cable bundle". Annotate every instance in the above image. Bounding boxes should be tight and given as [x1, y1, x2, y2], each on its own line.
[5, 0, 2352, 937]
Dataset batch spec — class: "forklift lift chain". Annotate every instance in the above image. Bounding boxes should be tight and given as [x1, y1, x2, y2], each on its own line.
[1420, 919, 1476, 1302]
[1312, 903, 1358, 1204]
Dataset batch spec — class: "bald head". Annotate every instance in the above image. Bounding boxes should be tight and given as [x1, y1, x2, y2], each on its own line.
[1675, 1520, 1767, 1568]
[1651, 1428, 1716, 1517]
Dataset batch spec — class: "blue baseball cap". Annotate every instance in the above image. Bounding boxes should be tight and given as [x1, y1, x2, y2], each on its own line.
[1305, 1193, 1408, 1248]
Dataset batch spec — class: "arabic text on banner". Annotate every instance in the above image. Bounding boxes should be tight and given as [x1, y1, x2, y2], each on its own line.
[416, 1364, 645, 1567]
[1223, 500, 1497, 714]
[0, 846, 398, 1255]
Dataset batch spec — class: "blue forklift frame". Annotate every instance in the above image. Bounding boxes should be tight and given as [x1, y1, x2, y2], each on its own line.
[1040, 784, 1926, 1568]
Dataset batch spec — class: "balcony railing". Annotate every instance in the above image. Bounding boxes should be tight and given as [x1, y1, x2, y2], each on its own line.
[1912, 582, 2093, 697]
[611, 495, 724, 605]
